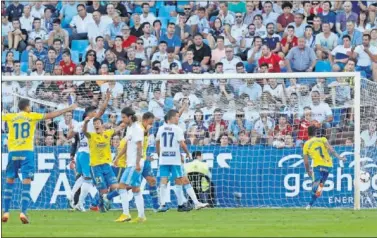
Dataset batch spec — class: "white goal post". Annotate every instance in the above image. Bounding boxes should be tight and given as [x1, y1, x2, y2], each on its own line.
[2, 72, 374, 210]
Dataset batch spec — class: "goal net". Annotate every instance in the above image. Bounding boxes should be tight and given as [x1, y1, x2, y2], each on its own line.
[1, 72, 376, 210]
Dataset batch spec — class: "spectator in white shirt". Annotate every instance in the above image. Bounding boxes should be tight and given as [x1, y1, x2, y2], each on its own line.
[231, 12, 248, 50]
[151, 41, 168, 62]
[69, 4, 94, 41]
[315, 22, 339, 55]
[87, 10, 110, 47]
[238, 78, 263, 101]
[220, 45, 242, 73]
[58, 112, 78, 145]
[179, 4, 199, 35]
[174, 83, 201, 109]
[28, 17, 48, 46]
[100, 3, 117, 26]
[2, 80, 21, 111]
[253, 14, 267, 38]
[148, 88, 165, 121]
[353, 34, 377, 80]
[330, 35, 352, 72]
[161, 47, 182, 73]
[361, 120, 377, 147]
[31, 1, 45, 18]
[309, 90, 333, 135]
[20, 5, 34, 33]
[218, 2, 235, 25]
[284, 13, 308, 38]
[263, 78, 287, 105]
[139, 3, 156, 25]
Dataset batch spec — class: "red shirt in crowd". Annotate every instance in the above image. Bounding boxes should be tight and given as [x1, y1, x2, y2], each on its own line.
[59, 60, 76, 75]
[258, 53, 281, 73]
[122, 35, 137, 48]
[208, 120, 228, 133]
[274, 124, 293, 136]
[277, 13, 295, 29]
[281, 36, 298, 48]
[295, 118, 311, 141]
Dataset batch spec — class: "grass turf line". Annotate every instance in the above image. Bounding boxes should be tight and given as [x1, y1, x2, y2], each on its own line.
[2, 209, 377, 237]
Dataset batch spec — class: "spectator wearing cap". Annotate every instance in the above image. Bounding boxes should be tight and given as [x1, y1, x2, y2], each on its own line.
[121, 25, 137, 49]
[281, 25, 298, 54]
[48, 19, 69, 49]
[87, 10, 110, 48]
[262, 1, 279, 26]
[277, 2, 294, 34]
[139, 3, 156, 25]
[29, 18, 48, 46]
[238, 78, 263, 101]
[330, 35, 353, 72]
[86, 0, 106, 15]
[285, 37, 317, 73]
[161, 47, 182, 73]
[140, 22, 158, 58]
[59, 50, 76, 75]
[148, 88, 165, 121]
[182, 49, 197, 73]
[336, 1, 358, 35]
[263, 23, 281, 53]
[211, 36, 226, 67]
[6, 1, 24, 22]
[315, 22, 339, 55]
[43, 47, 59, 74]
[221, 45, 242, 73]
[151, 41, 168, 63]
[105, 12, 124, 44]
[125, 47, 143, 74]
[8, 18, 28, 51]
[69, 4, 94, 41]
[284, 13, 308, 38]
[338, 21, 362, 47]
[353, 34, 377, 80]
[258, 45, 282, 73]
[160, 22, 182, 55]
[317, 1, 336, 31]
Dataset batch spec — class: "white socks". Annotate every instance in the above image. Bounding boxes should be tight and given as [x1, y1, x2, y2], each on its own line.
[160, 183, 168, 206]
[184, 184, 199, 204]
[174, 185, 185, 206]
[78, 180, 91, 206]
[70, 176, 84, 200]
[173, 185, 187, 204]
[119, 189, 129, 216]
[133, 192, 145, 218]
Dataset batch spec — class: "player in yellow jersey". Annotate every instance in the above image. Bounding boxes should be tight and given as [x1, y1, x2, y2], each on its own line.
[113, 111, 158, 222]
[112, 136, 127, 182]
[303, 125, 346, 210]
[82, 116, 125, 212]
[2, 99, 77, 224]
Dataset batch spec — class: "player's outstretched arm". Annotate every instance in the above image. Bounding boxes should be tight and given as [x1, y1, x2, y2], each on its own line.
[325, 142, 346, 161]
[45, 103, 78, 120]
[82, 116, 93, 138]
[114, 122, 126, 134]
[95, 89, 111, 118]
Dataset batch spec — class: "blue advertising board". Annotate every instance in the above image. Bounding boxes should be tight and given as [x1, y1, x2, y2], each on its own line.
[1, 146, 376, 209]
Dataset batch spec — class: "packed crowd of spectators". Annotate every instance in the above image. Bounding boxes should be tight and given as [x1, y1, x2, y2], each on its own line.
[2, 0, 377, 148]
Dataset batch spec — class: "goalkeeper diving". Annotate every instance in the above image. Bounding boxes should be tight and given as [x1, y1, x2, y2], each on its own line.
[303, 125, 346, 209]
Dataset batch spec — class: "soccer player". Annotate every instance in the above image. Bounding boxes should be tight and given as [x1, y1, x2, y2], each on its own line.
[68, 90, 111, 211]
[156, 110, 196, 212]
[82, 116, 125, 212]
[113, 111, 159, 222]
[113, 107, 146, 223]
[303, 125, 346, 209]
[2, 99, 77, 224]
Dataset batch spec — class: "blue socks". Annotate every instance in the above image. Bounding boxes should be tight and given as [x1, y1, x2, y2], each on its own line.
[309, 181, 321, 206]
[91, 192, 99, 207]
[21, 183, 31, 215]
[106, 190, 120, 200]
[3, 182, 14, 213]
[149, 185, 159, 209]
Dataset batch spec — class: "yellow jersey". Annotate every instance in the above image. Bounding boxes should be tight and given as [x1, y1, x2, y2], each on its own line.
[139, 122, 149, 160]
[87, 129, 114, 166]
[116, 137, 127, 168]
[303, 137, 333, 168]
[2, 112, 45, 152]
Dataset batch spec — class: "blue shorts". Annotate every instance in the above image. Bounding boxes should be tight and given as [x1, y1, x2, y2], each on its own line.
[112, 166, 126, 182]
[91, 164, 117, 191]
[6, 151, 34, 180]
[159, 165, 184, 180]
[120, 166, 142, 187]
[76, 152, 91, 178]
[142, 160, 154, 178]
[313, 166, 331, 183]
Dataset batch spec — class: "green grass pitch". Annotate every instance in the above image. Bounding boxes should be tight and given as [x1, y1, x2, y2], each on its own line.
[2, 209, 377, 237]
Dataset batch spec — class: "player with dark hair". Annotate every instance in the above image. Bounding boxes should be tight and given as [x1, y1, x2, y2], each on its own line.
[2, 99, 77, 223]
[303, 125, 346, 210]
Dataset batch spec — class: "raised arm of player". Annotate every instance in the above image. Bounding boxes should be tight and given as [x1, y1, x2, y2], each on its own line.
[82, 116, 93, 138]
[45, 103, 78, 120]
[325, 141, 346, 161]
[95, 89, 111, 118]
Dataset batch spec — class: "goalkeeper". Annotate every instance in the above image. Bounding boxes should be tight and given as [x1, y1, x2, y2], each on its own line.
[184, 151, 216, 208]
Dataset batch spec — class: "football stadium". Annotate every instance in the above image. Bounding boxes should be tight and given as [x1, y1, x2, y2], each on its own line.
[1, 0, 377, 237]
